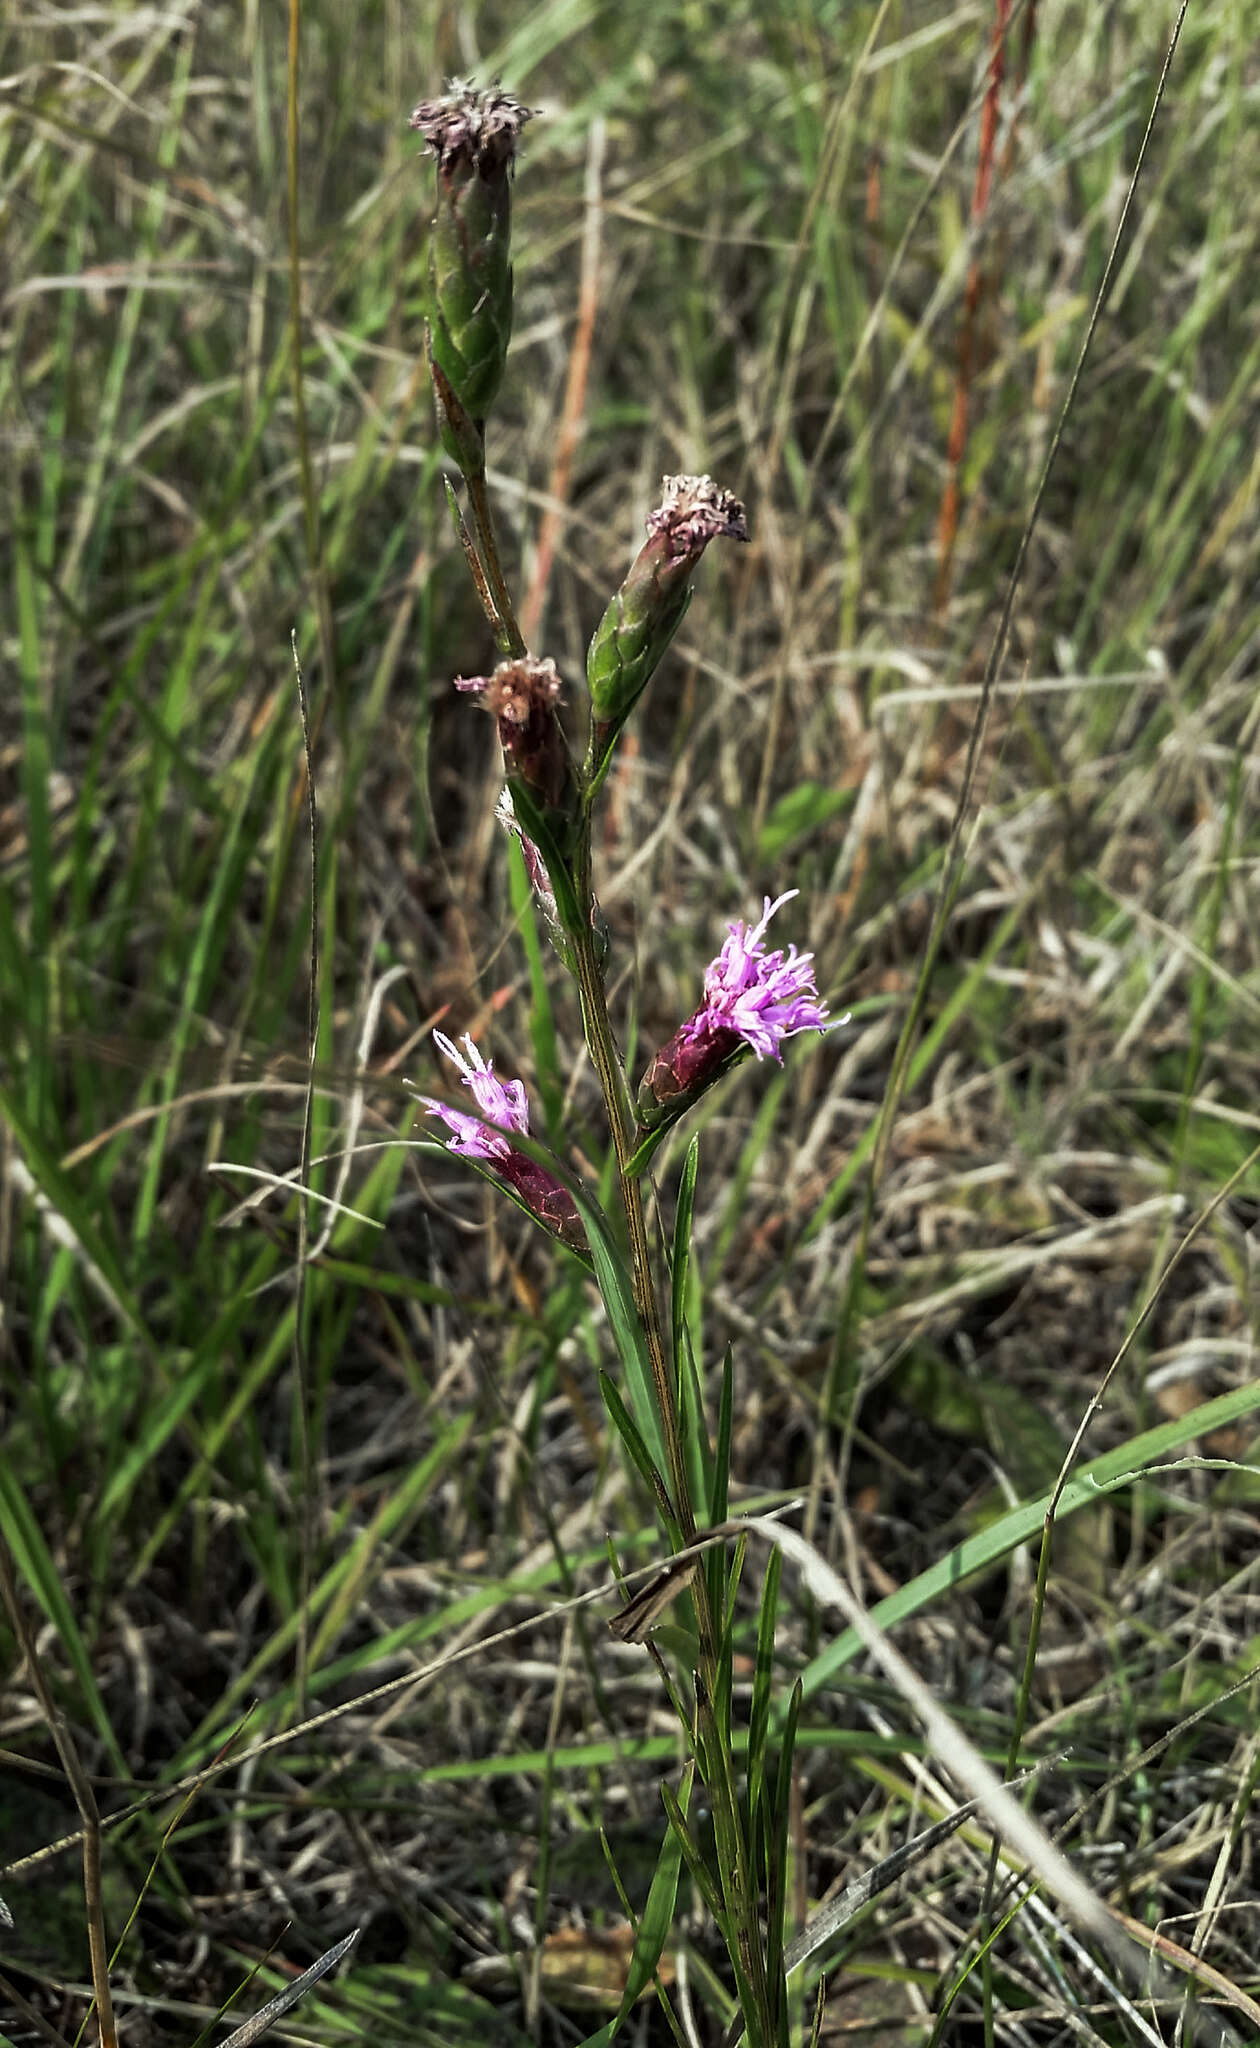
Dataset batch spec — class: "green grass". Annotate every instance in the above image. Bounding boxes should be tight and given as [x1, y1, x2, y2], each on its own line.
[3, 0, 1260, 2042]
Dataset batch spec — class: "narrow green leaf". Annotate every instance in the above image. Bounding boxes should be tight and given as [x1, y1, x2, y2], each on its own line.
[0, 1463, 127, 1773]
[711, 1344, 734, 1526]
[765, 1676, 802, 2037]
[707, 1345, 735, 1622]
[670, 1137, 699, 1390]
[599, 1369, 665, 1502]
[747, 1543, 783, 1817]
[568, 1182, 669, 1488]
[612, 1775, 691, 2023]
[796, 1377, 1260, 1711]
[661, 1782, 725, 1923]
[507, 834, 565, 1141]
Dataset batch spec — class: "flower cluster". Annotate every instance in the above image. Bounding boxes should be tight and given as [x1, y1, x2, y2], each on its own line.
[423, 1032, 584, 1250]
[638, 893, 828, 1128]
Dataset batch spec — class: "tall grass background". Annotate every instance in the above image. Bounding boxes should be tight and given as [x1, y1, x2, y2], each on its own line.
[3, 1, 1260, 2042]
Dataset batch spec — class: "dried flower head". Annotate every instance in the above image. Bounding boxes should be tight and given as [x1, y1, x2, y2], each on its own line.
[423, 1031, 583, 1248]
[645, 474, 751, 560]
[586, 474, 749, 755]
[409, 80, 533, 174]
[455, 657, 574, 818]
[638, 892, 827, 1129]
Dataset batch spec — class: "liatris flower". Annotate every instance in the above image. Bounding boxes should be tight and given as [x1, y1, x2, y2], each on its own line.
[586, 474, 749, 772]
[455, 657, 576, 824]
[410, 81, 533, 468]
[637, 892, 828, 1130]
[423, 1031, 584, 1248]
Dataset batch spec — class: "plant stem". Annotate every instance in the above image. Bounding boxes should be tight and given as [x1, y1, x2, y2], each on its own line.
[569, 843, 776, 2045]
[569, 881, 691, 1531]
[464, 462, 527, 657]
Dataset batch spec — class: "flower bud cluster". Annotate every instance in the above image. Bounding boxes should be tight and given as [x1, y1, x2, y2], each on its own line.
[415, 90, 829, 1249]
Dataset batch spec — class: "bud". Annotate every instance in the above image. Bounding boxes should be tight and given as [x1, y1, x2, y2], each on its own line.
[410, 81, 534, 464]
[423, 1032, 585, 1250]
[637, 892, 828, 1131]
[586, 474, 748, 769]
[455, 657, 576, 825]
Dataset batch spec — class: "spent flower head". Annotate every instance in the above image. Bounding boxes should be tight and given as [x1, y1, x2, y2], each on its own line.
[423, 1032, 583, 1248]
[638, 891, 828, 1129]
[455, 656, 575, 822]
[410, 80, 533, 461]
[586, 474, 749, 741]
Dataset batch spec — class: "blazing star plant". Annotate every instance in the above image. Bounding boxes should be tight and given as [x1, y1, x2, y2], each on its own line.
[413, 79, 831, 2048]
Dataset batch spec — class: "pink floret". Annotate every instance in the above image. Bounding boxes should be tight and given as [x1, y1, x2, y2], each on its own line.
[422, 1031, 530, 1161]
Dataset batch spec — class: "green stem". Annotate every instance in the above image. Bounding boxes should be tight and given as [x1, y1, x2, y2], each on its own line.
[570, 842, 775, 2046]
[569, 876, 691, 1535]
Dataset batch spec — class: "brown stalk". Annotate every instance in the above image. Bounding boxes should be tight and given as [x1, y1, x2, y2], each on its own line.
[934, 0, 1013, 615]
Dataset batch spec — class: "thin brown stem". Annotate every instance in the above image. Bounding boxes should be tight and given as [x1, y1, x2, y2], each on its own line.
[464, 464, 527, 657]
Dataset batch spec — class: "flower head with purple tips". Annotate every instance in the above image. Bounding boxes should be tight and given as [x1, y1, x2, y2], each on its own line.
[423, 1032, 584, 1248]
[691, 891, 828, 1061]
[637, 892, 828, 1129]
[422, 1031, 528, 1161]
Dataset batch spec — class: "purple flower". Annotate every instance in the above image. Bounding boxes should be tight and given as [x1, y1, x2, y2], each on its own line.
[423, 1032, 584, 1248]
[692, 891, 828, 1060]
[637, 892, 827, 1129]
[422, 1031, 529, 1160]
